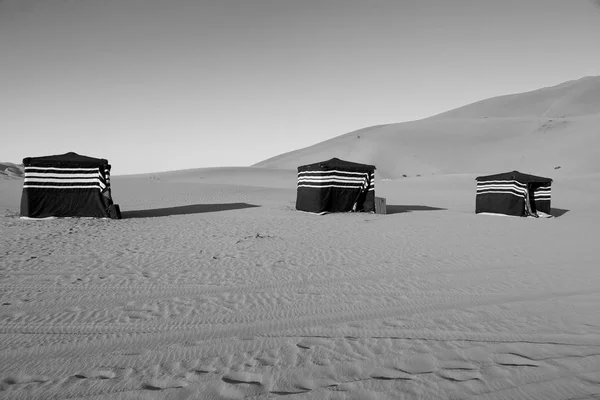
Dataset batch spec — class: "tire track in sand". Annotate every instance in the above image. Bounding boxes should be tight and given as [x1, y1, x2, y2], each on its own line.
[2, 286, 599, 366]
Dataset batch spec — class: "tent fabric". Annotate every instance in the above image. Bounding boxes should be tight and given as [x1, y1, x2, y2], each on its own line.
[22, 152, 111, 168]
[296, 158, 376, 214]
[475, 171, 552, 184]
[298, 157, 376, 174]
[20, 152, 115, 218]
[475, 170, 552, 217]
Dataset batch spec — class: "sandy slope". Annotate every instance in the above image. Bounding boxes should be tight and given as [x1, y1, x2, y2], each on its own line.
[255, 76, 600, 178]
[0, 162, 24, 180]
[429, 75, 600, 119]
[1, 167, 600, 400]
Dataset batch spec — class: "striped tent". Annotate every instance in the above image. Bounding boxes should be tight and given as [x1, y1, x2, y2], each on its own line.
[296, 157, 375, 214]
[20, 152, 116, 219]
[475, 171, 552, 217]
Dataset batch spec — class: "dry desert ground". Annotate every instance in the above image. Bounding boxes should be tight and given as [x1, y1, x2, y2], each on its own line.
[1, 166, 600, 400]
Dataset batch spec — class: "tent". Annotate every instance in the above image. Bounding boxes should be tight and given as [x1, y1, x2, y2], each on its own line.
[296, 157, 376, 214]
[475, 171, 552, 217]
[20, 152, 118, 219]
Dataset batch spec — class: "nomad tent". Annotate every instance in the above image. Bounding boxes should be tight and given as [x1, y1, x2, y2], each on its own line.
[20, 152, 119, 219]
[475, 171, 552, 217]
[296, 157, 376, 214]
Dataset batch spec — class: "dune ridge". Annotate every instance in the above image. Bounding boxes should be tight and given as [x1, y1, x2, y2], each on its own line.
[0, 162, 24, 179]
[255, 76, 600, 179]
[429, 75, 600, 119]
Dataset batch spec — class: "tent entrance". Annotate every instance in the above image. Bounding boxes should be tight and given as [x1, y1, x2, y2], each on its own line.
[524, 184, 537, 217]
[352, 183, 370, 212]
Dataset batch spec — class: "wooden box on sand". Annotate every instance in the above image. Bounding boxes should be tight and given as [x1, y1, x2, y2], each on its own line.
[375, 196, 386, 214]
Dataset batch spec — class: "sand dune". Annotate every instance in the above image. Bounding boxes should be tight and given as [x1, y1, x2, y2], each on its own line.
[255, 76, 600, 179]
[0, 162, 24, 180]
[2, 76, 600, 399]
[429, 75, 600, 119]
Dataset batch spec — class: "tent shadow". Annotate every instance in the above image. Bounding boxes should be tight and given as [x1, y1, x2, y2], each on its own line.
[386, 205, 447, 215]
[121, 203, 260, 219]
[550, 208, 569, 218]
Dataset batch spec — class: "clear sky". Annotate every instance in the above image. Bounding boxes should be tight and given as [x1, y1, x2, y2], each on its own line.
[2, 0, 600, 174]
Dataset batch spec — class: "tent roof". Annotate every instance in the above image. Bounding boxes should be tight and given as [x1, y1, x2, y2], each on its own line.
[476, 170, 552, 183]
[23, 152, 110, 168]
[298, 157, 376, 173]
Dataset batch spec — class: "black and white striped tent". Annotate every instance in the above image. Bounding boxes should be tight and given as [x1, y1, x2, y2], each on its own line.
[296, 157, 375, 214]
[475, 171, 552, 217]
[20, 152, 116, 219]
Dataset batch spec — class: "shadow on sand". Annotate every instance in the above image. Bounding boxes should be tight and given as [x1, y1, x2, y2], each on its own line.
[122, 203, 260, 219]
[386, 204, 447, 215]
[550, 208, 570, 218]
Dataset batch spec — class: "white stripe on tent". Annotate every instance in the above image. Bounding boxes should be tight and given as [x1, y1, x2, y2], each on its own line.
[476, 190, 526, 197]
[477, 179, 527, 187]
[24, 178, 103, 184]
[477, 186, 524, 192]
[298, 179, 369, 184]
[298, 177, 368, 183]
[298, 179, 367, 186]
[477, 188, 527, 195]
[23, 182, 107, 189]
[477, 188, 527, 194]
[23, 185, 102, 190]
[298, 179, 366, 186]
[298, 184, 369, 189]
[298, 173, 368, 179]
[299, 177, 369, 183]
[478, 190, 550, 199]
[477, 183, 527, 190]
[25, 173, 103, 178]
[477, 182, 527, 188]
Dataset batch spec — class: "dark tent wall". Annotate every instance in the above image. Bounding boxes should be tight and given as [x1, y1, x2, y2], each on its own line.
[475, 171, 552, 217]
[296, 158, 376, 214]
[20, 152, 115, 218]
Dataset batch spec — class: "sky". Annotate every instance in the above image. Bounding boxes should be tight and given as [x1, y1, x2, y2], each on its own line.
[2, 0, 600, 174]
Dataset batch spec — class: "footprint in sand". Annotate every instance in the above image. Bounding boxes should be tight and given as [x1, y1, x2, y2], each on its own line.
[142, 378, 188, 390]
[192, 365, 218, 375]
[436, 369, 482, 382]
[222, 371, 263, 385]
[393, 353, 438, 375]
[370, 367, 413, 381]
[74, 370, 116, 379]
[296, 337, 330, 350]
[492, 353, 540, 367]
[2, 374, 49, 386]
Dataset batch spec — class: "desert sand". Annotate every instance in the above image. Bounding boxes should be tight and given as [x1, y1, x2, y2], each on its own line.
[1, 77, 600, 399]
[255, 76, 600, 178]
